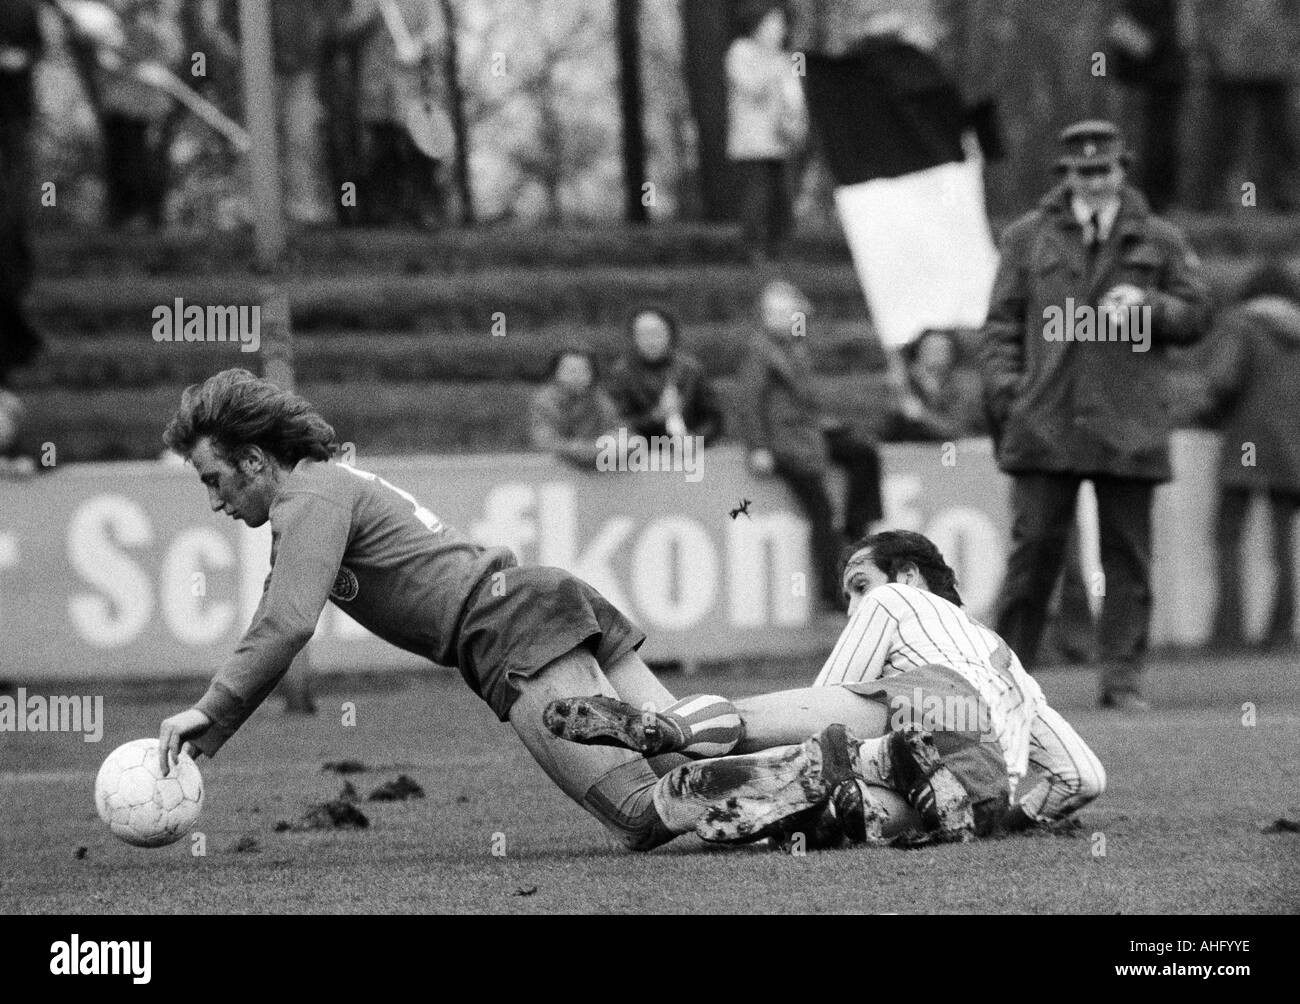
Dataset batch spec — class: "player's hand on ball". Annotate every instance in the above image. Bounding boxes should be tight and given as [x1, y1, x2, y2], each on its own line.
[158, 709, 212, 775]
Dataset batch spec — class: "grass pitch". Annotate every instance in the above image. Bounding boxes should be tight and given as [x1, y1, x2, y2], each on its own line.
[2, 652, 1297, 914]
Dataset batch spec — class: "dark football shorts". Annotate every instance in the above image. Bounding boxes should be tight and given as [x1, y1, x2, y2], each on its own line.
[455, 565, 646, 721]
[841, 663, 1012, 835]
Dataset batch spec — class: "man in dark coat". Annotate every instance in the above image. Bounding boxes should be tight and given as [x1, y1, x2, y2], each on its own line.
[738, 279, 883, 610]
[979, 120, 1210, 710]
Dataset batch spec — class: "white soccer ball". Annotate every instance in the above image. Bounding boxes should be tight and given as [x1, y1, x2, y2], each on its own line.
[94, 738, 204, 848]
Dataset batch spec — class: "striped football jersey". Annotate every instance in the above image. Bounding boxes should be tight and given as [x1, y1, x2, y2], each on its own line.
[813, 582, 1043, 787]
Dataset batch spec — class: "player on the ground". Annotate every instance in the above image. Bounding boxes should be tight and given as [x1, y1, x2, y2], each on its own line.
[547, 531, 1106, 845]
[819, 532, 1105, 833]
[158, 369, 937, 852]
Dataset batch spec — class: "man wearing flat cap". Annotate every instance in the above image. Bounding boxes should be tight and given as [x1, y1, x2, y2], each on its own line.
[979, 119, 1210, 711]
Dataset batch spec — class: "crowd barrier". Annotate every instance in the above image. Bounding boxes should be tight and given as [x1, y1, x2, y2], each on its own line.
[0, 433, 1290, 680]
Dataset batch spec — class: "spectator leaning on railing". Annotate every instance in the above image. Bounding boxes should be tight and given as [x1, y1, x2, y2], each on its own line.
[529, 347, 622, 470]
[1198, 262, 1300, 653]
[885, 328, 986, 442]
[738, 279, 883, 611]
[606, 307, 723, 445]
[979, 120, 1210, 712]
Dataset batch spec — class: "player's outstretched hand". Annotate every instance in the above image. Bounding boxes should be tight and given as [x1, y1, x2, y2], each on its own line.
[158, 709, 212, 775]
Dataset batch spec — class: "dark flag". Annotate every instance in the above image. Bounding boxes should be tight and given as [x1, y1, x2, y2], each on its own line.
[790, 1, 997, 348]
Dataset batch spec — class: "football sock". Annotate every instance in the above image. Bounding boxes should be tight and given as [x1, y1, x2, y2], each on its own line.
[650, 764, 706, 835]
[656, 695, 743, 758]
[855, 735, 895, 786]
[583, 758, 678, 851]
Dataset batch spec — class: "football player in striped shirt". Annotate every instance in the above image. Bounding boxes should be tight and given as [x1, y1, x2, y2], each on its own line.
[548, 530, 1105, 845]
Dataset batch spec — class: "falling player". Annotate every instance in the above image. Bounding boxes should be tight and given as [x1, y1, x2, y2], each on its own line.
[547, 530, 1106, 845]
[154, 369, 893, 852]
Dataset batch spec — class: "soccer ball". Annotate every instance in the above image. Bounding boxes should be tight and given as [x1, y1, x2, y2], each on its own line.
[94, 738, 204, 847]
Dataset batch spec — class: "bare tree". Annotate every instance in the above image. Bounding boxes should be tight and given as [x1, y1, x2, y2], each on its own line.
[437, 0, 475, 224]
[679, 0, 734, 220]
[616, 0, 648, 222]
[466, 0, 610, 223]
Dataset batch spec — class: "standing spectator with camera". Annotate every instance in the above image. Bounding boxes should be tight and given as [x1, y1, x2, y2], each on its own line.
[979, 120, 1210, 711]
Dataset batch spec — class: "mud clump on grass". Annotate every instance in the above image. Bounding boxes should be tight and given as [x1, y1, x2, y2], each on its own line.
[321, 760, 368, 775]
[368, 775, 425, 802]
[275, 796, 370, 832]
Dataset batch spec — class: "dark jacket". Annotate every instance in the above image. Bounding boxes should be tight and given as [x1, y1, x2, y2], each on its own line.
[737, 331, 828, 472]
[887, 367, 987, 441]
[979, 184, 1210, 482]
[606, 348, 723, 443]
[1203, 296, 1300, 494]
[1109, 0, 1187, 86]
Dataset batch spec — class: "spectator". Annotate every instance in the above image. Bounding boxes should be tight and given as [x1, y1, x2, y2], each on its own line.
[95, 0, 184, 229]
[739, 279, 883, 610]
[320, 0, 371, 226]
[272, 0, 333, 224]
[1105, 0, 1189, 213]
[530, 347, 622, 470]
[885, 328, 985, 441]
[355, 0, 452, 227]
[0, 0, 42, 387]
[1200, 262, 1300, 652]
[607, 307, 723, 444]
[1190, 0, 1300, 211]
[727, 1, 807, 263]
[979, 120, 1210, 711]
